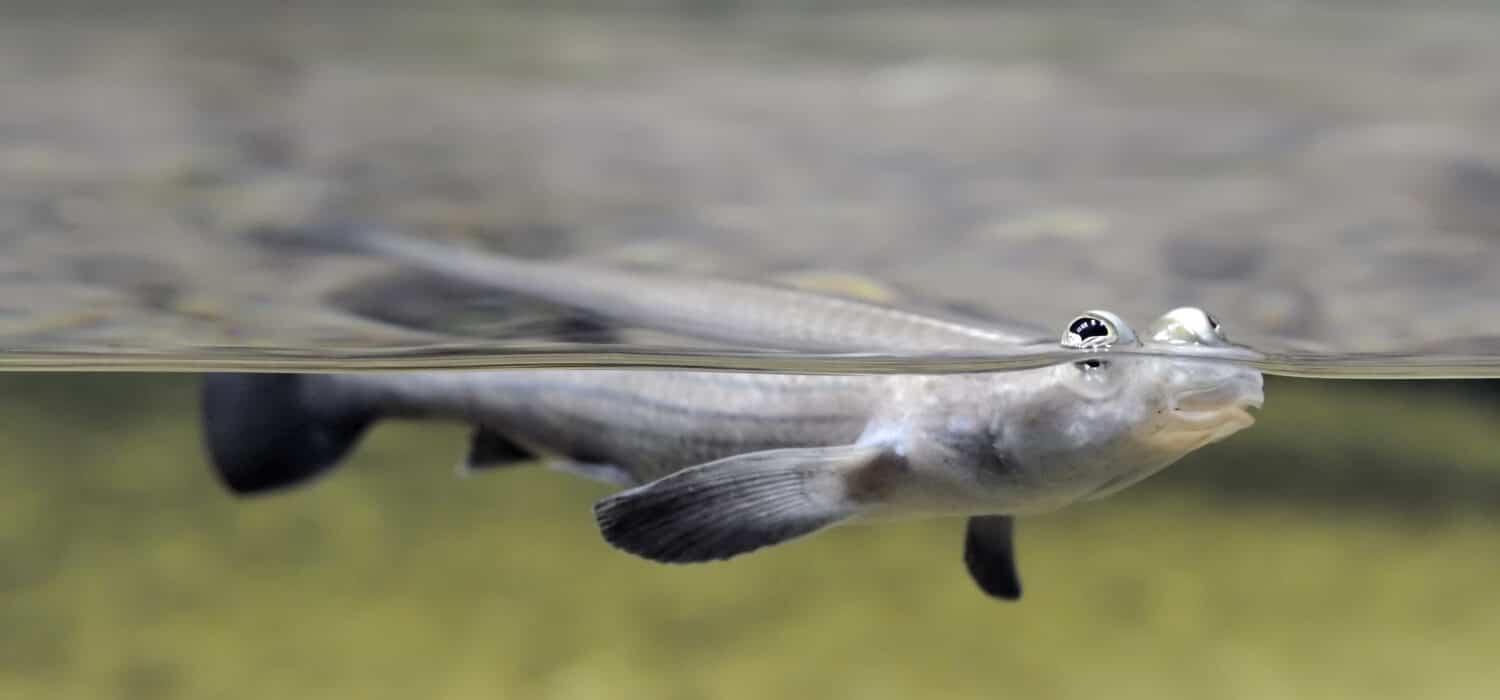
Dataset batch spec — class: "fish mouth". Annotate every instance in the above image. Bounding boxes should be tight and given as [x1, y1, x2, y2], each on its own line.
[1169, 375, 1265, 427]
[1138, 372, 1263, 455]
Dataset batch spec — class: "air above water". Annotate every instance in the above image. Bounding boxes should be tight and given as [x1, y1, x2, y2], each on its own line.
[2, 2, 1498, 378]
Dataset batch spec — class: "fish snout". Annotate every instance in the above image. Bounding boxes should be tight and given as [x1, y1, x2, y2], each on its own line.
[1171, 372, 1264, 417]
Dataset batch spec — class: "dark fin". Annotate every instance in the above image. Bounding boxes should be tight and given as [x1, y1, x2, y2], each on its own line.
[964, 515, 1022, 601]
[462, 427, 534, 474]
[200, 374, 375, 495]
[327, 269, 620, 344]
[593, 445, 891, 564]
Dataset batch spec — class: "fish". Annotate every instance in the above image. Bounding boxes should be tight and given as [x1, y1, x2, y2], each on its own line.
[202, 231, 1264, 601]
[259, 226, 1055, 353]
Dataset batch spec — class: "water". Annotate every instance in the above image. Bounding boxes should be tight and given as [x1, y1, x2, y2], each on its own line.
[6, 344, 1500, 380]
[6, 3, 1500, 700]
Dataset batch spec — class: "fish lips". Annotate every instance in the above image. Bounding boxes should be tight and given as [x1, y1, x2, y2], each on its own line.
[1170, 374, 1265, 427]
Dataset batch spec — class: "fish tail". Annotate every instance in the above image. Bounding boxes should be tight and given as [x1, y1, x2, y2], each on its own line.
[200, 373, 376, 495]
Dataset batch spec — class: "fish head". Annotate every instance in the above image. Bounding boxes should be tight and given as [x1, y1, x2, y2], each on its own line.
[1134, 307, 1263, 453]
[1051, 307, 1263, 458]
[976, 308, 1261, 511]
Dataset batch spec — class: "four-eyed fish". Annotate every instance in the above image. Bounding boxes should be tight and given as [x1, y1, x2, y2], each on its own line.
[202, 231, 1264, 601]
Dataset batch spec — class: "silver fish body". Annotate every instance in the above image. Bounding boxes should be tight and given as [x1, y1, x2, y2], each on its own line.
[317, 369, 879, 484]
[293, 350, 1259, 513]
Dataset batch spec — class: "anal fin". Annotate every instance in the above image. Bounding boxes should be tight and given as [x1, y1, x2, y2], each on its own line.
[593, 444, 894, 564]
[459, 427, 536, 476]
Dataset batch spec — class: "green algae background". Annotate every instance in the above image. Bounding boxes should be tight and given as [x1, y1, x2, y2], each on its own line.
[1, 374, 1498, 699]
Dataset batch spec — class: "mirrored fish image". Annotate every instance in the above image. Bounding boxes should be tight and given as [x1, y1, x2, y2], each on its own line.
[202, 233, 1264, 600]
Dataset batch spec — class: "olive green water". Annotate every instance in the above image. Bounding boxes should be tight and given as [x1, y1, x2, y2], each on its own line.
[4, 374, 1500, 699]
[5, 1, 1500, 698]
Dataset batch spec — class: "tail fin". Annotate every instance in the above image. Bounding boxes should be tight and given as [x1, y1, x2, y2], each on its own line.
[200, 374, 375, 495]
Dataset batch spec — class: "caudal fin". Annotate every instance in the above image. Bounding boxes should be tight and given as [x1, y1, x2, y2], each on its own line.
[200, 374, 374, 495]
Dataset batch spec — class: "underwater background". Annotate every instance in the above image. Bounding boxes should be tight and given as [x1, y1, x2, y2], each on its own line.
[5, 375, 1500, 699]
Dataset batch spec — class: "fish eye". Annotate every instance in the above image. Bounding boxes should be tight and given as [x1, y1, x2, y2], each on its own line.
[1147, 307, 1228, 345]
[1060, 310, 1136, 349]
[1074, 358, 1107, 371]
[1070, 317, 1112, 341]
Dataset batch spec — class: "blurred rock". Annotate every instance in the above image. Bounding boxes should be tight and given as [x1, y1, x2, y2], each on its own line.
[1162, 232, 1267, 282]
[65, 254, 182, 310]
[1426, 159, 1500, 240]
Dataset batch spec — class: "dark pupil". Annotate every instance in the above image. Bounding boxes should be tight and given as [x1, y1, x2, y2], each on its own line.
[1070, 317, 1110, 340]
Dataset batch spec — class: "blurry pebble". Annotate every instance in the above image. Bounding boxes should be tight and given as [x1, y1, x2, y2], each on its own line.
[1162, 233, 1267, 281]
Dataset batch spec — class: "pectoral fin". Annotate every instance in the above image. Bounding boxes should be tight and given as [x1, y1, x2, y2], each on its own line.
[593, 444, 894, 564]
[964, 515, 1022, 600]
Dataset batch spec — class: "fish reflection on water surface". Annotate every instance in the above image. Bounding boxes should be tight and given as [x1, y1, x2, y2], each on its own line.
[202, 232, 1263, 601]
